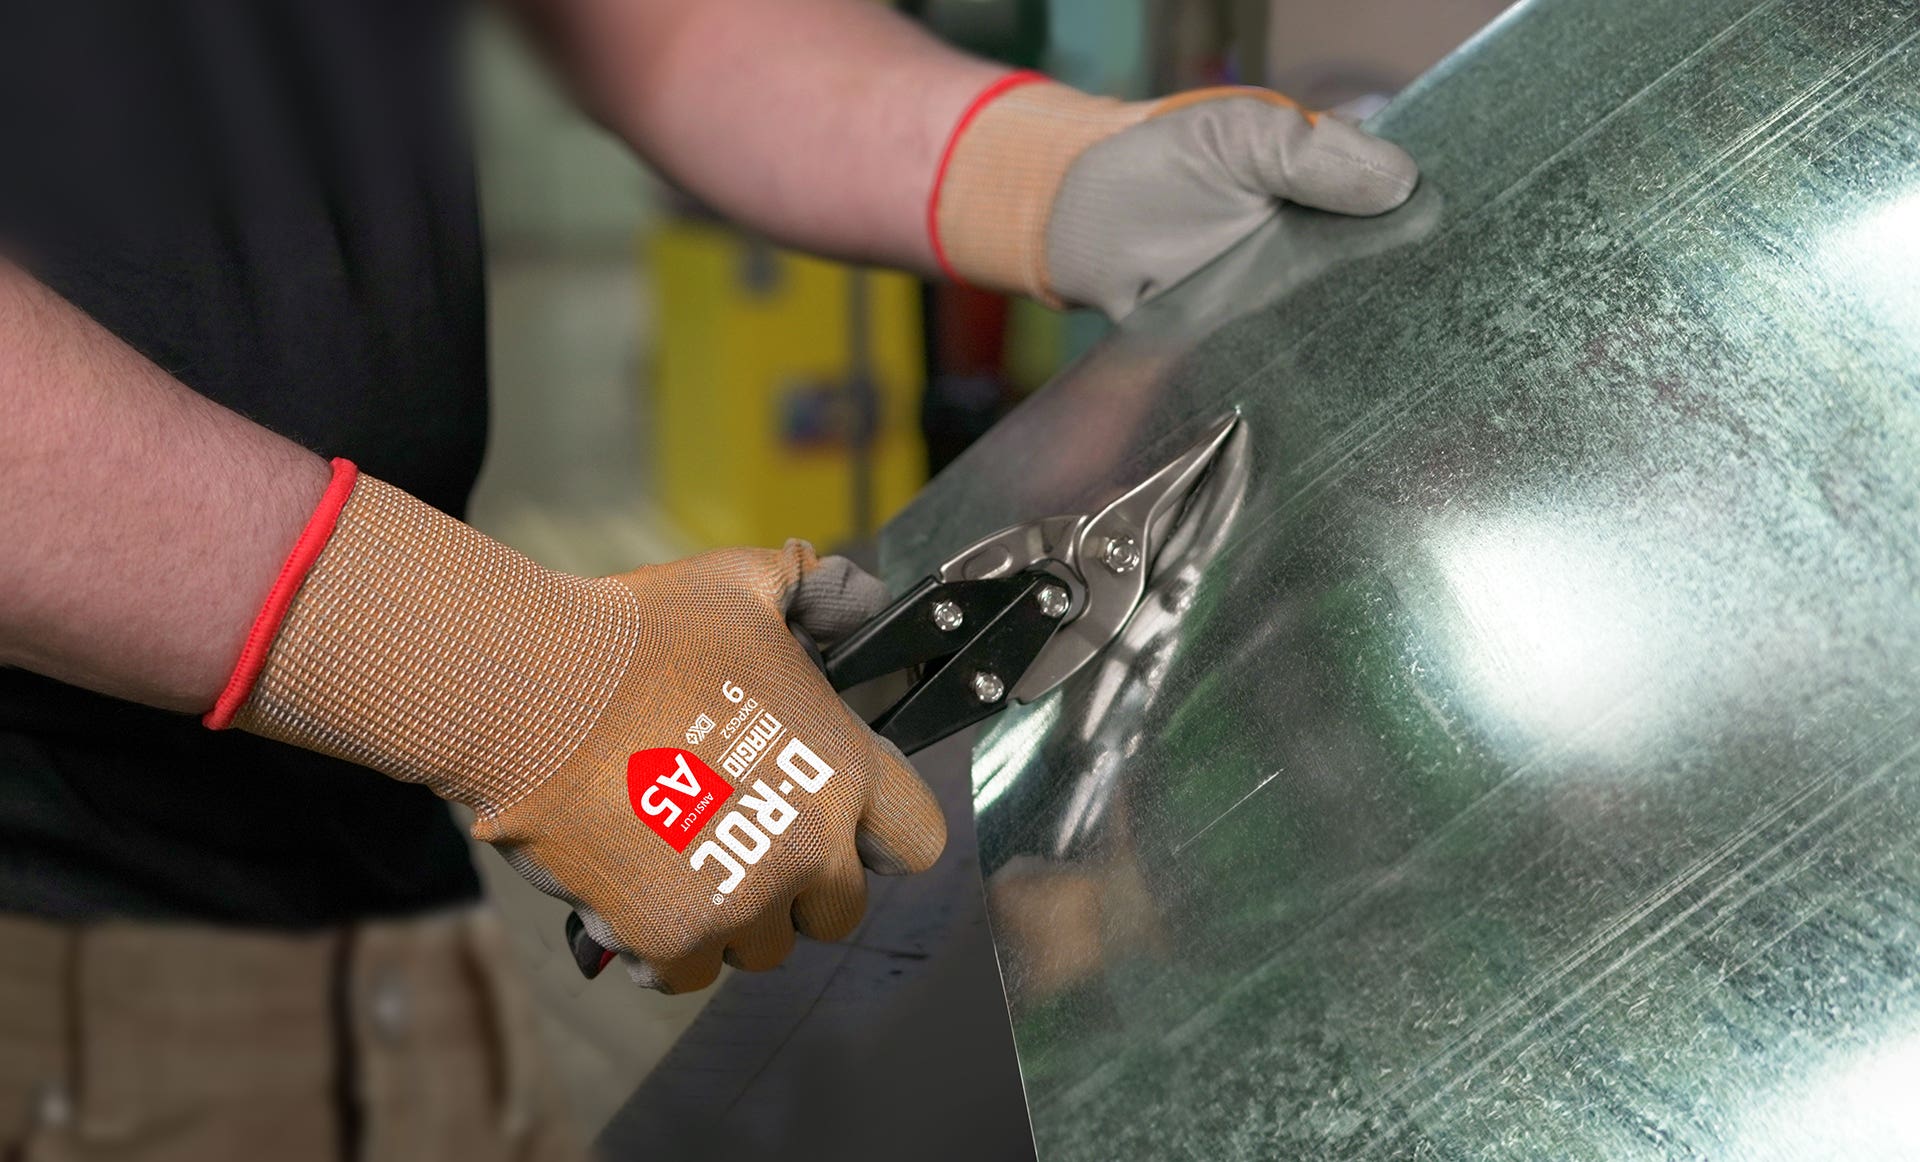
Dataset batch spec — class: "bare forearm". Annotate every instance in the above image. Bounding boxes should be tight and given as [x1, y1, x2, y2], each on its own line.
[529, 0, 1005, 270]
[0, 263, 329, 711]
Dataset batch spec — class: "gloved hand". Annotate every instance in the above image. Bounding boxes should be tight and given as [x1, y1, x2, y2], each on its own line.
[206, 461, 945, 992]
[930, 73, 1420, 320]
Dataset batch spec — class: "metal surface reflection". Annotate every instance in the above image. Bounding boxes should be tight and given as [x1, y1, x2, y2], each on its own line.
[880, 0, 1920, 1156]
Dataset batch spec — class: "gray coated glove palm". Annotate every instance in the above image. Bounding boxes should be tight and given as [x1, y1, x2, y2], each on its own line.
[932, 79, 1419, 320]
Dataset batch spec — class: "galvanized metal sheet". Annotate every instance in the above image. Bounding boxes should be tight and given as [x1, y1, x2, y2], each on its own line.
[880, 0, 1920, 1155]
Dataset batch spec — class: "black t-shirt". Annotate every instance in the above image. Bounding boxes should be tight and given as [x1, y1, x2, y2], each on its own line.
[0, 1, 488, 925]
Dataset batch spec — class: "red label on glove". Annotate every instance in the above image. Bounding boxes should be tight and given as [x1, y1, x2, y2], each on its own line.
[627, 748, 733, 853]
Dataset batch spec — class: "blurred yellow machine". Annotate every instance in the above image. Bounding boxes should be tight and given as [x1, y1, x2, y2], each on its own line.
[649, 219, 927, 551]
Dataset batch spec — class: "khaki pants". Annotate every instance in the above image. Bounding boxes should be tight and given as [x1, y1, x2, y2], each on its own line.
[0, 907, 584, 1162]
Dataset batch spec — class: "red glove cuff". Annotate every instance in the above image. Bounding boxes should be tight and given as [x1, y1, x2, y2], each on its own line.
[203, 457, 359, 729]
[926, 69, 1049, 287]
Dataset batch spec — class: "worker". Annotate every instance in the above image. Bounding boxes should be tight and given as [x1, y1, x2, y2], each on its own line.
[0, 2, 1417, 1158]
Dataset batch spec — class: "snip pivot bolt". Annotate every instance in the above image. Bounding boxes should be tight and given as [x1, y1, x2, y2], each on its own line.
[971, 671, 1006, 704]
[1037, 585, 1071, 619]
[1100, 535, 1141, 575]
[931, 600, 964, 631]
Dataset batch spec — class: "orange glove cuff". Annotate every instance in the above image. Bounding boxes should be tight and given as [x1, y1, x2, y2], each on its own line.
[927, 69, 1047, 287]
[204, 457, 359, 729]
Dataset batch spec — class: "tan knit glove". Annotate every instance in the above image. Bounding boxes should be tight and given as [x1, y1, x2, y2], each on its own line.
[207, 463, 945, 993]
[930, 73, 1420, 319]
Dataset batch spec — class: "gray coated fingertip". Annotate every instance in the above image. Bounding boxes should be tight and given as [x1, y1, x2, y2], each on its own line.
[790, 555, 891, 640]
[1299, 115, 1421, 216]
